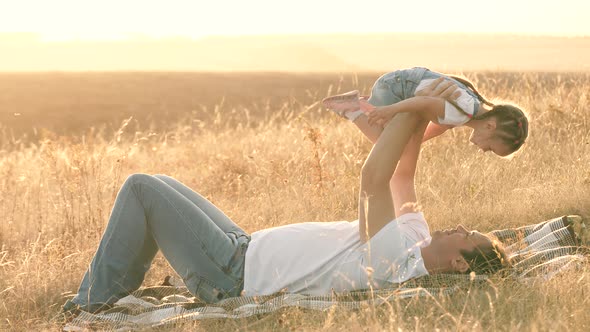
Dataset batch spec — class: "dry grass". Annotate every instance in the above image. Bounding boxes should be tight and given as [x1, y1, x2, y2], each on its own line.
[0, 72, 590, 331]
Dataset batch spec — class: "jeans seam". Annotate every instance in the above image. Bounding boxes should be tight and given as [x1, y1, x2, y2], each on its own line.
[86, 186, 142, 303]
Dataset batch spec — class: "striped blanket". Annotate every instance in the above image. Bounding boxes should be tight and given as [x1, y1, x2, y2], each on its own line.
[63, 215, 589, 331]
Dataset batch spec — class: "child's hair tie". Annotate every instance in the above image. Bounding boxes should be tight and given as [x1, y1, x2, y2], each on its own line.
[517, 121, 522, 128]
[514, 140, 520, 144]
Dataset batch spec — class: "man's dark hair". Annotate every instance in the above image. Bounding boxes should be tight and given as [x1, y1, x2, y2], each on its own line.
[460, 238, 512, 275]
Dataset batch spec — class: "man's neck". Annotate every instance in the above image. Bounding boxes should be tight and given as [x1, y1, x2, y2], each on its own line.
[420, 245, 447, 274]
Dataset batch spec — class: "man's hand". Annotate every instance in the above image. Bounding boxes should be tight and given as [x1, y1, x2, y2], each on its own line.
[415, 77, 461, 100]
[414, 77, 461, 142]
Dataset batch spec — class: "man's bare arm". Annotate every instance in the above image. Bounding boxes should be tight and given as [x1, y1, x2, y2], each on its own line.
[359, 111, 422, 242]
[358, 97, 448, 241]
[422, 122, 453, 142]
[390, 120, 428, 218]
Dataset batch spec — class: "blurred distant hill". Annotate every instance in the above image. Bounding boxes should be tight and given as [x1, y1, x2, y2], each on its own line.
[1, 33, 589, 72]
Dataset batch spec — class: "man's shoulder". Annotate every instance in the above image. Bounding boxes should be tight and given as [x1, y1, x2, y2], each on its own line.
[395, 212, 431, 239]
[396, 212, 426, 224]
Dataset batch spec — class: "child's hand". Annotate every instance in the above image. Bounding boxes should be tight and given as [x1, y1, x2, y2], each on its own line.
[367, 107, 396, 127]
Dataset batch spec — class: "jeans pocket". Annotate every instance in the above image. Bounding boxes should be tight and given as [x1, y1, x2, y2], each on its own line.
[402, 67, 428, 98]
[371, 71, 404, 106]
[193, 276, 231, 303]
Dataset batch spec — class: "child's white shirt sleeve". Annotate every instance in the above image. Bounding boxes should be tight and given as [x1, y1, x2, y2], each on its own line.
[415, 79, 477, 126]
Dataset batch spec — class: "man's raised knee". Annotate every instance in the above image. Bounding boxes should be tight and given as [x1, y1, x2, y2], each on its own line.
[124, 173, 154, 187]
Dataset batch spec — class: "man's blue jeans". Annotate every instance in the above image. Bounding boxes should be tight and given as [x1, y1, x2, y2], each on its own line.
[67, 174, 250, 312]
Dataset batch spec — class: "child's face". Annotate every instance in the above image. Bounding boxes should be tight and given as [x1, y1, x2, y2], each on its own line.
[469, 121, 512, 157]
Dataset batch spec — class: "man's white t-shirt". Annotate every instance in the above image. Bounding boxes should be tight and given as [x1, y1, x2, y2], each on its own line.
[415, 79, 478, 126]
[243, 212, 431, 296]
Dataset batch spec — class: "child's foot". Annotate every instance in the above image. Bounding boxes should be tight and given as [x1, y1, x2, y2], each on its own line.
[322, 90, 363, 120]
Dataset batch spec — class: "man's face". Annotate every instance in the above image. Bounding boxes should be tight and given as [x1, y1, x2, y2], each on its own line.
[430, 224, 493, 271]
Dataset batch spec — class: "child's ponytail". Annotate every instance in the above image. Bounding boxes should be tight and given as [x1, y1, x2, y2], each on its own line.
[448, 75, 495, 107]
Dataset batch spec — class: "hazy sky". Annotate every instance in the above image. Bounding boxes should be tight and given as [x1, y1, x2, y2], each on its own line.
[1, 0, 589, 40]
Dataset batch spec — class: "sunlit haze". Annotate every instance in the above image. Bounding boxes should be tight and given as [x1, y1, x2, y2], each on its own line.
[1, 0, 589, 71]
[1, 0, 589, 40]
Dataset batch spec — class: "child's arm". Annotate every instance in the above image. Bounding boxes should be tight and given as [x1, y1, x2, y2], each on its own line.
[360, 77, 459, 127]
[367, 82, 476, 129]
[354, 78, 462, 142]
[367, 96, 445, 127]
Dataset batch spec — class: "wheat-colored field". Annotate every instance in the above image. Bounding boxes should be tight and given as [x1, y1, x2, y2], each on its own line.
[0, 71, 589, 331]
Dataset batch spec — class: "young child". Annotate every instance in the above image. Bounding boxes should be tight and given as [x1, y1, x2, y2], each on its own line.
[323, 67, 529, 157]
